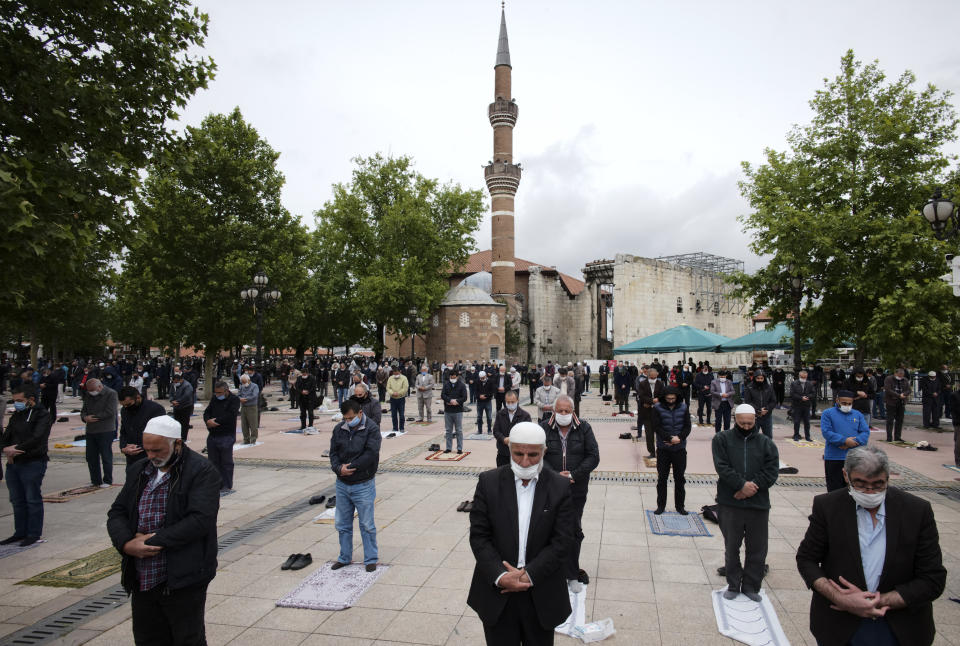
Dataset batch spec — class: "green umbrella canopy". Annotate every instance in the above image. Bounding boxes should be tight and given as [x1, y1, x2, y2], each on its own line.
[717, 322, 805, 351]
[613, 325, 732, 355]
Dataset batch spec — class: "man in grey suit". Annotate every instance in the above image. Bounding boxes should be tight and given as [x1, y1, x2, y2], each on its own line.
[710, 371, 735, 433]
[80, 378, 119, 487]
[415, 365, 435, 423]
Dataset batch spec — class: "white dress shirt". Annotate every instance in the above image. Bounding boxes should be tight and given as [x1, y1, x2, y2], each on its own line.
[494, 473, 539, 586]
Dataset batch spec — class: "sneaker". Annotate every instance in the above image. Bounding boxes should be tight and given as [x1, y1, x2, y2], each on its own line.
[99, 484, 111, 489]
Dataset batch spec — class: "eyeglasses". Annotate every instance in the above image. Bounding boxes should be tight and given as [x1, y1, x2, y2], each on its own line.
[849, 479, 887, 493]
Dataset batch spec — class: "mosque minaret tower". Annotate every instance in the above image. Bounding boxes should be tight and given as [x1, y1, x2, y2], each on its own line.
[485, 5, 521, 301]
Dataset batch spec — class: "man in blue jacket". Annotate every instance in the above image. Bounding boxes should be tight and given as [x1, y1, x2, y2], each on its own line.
[820, 390, 870, 492]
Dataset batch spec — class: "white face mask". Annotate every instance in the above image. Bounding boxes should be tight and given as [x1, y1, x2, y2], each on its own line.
[511, 457, 543, 480]
[848, 486, 885, 509]
[799, 378, 806, 383]
[506, 402, 518, 411]
[718, 377, 726, 382]
[839, 404, 853, 413]
[555, 413, 573, 426]
[449, 378, 458, 383]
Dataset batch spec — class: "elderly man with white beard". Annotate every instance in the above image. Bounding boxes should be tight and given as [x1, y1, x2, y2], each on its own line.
[467, 422, 575, 646]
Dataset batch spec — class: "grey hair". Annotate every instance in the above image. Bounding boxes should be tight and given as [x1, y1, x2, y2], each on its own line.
[554, 394, 575, 409]
[239, 374, 250, 384]
[844, 445, 889, 479]
[85, 378, 101, 389]
[213, 381, 229, 392]
[353, 381, 369, 394]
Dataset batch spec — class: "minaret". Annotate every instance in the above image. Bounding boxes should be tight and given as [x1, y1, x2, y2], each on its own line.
[485, 4, 520, 299]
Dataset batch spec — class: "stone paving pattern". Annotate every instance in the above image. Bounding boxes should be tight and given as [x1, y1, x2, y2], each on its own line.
[0, 384, 957, 645]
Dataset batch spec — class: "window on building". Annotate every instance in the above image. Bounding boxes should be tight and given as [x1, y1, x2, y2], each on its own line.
[490, 346, 499, 360]
[695, 299, 702, 312]
[708, 323, 715, 329]
[713, 301, 720, 316]
[459, 312, 470, 328]
[432, 315, 439, 327]
[676, 297, 683, 313]
[490, 312, 499, 328]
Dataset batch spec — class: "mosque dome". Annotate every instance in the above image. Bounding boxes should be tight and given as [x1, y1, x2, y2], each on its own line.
[441, 273, 499, 306]
[460, 271, 493, 292]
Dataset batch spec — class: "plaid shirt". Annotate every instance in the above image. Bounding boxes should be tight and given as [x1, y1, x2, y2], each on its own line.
[136, 463, 170, 591]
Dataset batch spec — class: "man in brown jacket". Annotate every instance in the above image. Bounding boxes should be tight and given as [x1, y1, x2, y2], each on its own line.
[882, 368, 911, 442]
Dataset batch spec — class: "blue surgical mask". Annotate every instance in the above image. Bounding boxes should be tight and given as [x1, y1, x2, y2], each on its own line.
[13, 401, 26, 412]
[347, 416, 361, 428]
[216, 395, 226, 400]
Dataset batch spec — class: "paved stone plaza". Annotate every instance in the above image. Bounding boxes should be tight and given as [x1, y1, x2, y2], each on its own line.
[0, 384, 958, 645]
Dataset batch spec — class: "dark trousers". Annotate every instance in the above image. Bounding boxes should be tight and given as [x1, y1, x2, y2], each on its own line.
[922, 396, 940, 427]
[824, 459, 846, 492]
[390, 397, 405, 431]
[157, 380, 169, 399]
[206, 434, 235, 490]
[886, 400, 905, 441]
[131, 582, 208, 646]
[793, 404, 811, 440]
[718, 504, 768, 594]
[714, 401, 731, 433]
[656, 448, 686, 511]
[574, 395, 581, 419]
[377, 383, 386, 402]
[42, 399, 57, 420]
[86, 432, 114, 486]
[954, 423, 960, 467]
[697, 395, 712, 424]
[599, 376, 608, 396]
[289, 389, 298, 409]
[300, 406, 314, 429]
[873, 393, 886, 418]
[495, 391, 506, 412]
[639, 408, 656, 455]
[757, 413, 773, 440]
[528, 384, 536, 404]
[817, 616, 900, 646]
[616, 389, 628, 413]
[774, 384, 785, 406]
[476, 399, 492, 433]
[566, 489, 587, 579]
[6, 460, 46, 538]
[173, 406, 193, 441]
[481, 589, 553, 646]
[469, 384, 477, 404]
[942, 390, 952, 419]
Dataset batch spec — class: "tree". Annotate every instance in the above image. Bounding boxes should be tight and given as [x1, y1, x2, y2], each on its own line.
[314, 154, 486, 359]
[0, 1, 215, 304]
[111, 108, 307, 396]
[736, 50, 958, 365]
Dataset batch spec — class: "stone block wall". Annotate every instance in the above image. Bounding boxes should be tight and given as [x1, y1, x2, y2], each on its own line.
[526, 266, 593, 365]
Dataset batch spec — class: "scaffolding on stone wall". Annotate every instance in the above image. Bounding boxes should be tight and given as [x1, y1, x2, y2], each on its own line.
[656, 252, 746, 316]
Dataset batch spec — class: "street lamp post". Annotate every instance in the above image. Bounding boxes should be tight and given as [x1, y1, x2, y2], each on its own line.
[773, 264, 822, 374]
[240, 271, 281, 366]
[402, 308, 424, 362]
[922, 189, 960, 240]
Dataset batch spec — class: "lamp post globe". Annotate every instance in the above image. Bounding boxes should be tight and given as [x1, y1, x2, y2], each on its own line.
[923, 189, 955, 234]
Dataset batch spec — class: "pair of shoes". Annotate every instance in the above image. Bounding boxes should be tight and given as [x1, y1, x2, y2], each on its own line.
[457, 500, 470, 512]
[742, 589, 762, 602]
[457, 449, 463, 454]
[201, 447, 208, 454]
[460, 500, 474, 512]
[792, 436, 800, 441]
[281, 553, 300, 570]
[99, 484, 111, 489]
[330, 560, 349, 571]
[722, 588, 739, 600]
[0, 535, 24, 545]
[577, 569, 590, 585]
[309, 495, 326, 505]
[365, 563, 377, 572]
[653, 508, 665, 515]
[417, 418, 423, 422]
[676, 508, 688, 515]
[428, 443, 440, 452]
[443, 449, 451, 453]
[386, 432, 396, 438]
[325, 496, 336, 508]
[19, 537, 40, 547]
[287, 553, 312, 570]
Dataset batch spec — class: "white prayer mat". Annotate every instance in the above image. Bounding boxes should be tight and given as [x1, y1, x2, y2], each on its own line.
[711, 588, 790, 646]
[233, 442, 263, 451]
[467, 433, 494, 440]
[277, 561, 388, 611]
[646, 510, 712, 537]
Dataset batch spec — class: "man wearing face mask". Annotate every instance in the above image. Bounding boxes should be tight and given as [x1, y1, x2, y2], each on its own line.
[1, 385, 52, 546]
[542, 395, 599, 589]
[202, 382, 241, 493]
[495, 367, 510, 412]
[533, 374, 561, 423]
[842, 367, 875, 429]
[694, 364, 714, 425]
[710, 370, 735, 433]
[415, 365, 435, 423]
[81, 378, 119, 488]
[168, 373, 194, 441]
[118, 386, 165, 467]
[349, 382, 382, 428]
[712, 403, 779, 602]
[919, 370, 941, 429]
[796, 446, 946, 646]
[441, 369, 469, 454]
[743, 370, 777, 439]
[492, 390, 532, 467]
[790, 369, 816, 441]
[107, 415, 221, 645]
[883, 368, 911, 442]
[475, 370, 495, 434]
[820, 390, 870, 492]
[467, 422, 575, 645]
[649, 386, 691, 515]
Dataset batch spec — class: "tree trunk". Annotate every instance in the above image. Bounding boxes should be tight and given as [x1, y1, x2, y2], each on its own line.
[374, 322, 385, 363]
[29, 325, 38, 368]
[201, 350, 217, 401]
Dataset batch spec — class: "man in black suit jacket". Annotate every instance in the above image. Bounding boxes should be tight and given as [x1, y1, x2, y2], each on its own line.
[796, 446, 946, 646]
[637, 368, 666, 458]
[491, 390, 532, 467]
[468, 421, 574, 646]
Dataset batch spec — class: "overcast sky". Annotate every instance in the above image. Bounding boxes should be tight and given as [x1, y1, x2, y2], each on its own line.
[176, 0, 960, 278]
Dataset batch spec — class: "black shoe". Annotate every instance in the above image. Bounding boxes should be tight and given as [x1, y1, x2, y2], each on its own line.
[763, 564, 769, 577]
[577, 569, 590, 585]
[723, 588, 739, 600]
[676, 508, 688, 515]
[457, 500, 469, 512]
[19, 537, 40, 547]
[0, 535, 24, 546]
[457, 449, 462, 454]
[444, 449, 451, 453]
[428, 443, 440, 452]
[792, 436, 800, 441]
[289, 553, 312, 570]
[281, 554, 300, 570]
[717, 566, 727, 577]
[654, 508, 665, 515]
[330, 560, 348, 571]
[325, 496, 336, 508]
[365, 563, 377, 572]
[805, 436, 812, 442]
[742, 590, 762, 602]
[309, 495, 326, 505]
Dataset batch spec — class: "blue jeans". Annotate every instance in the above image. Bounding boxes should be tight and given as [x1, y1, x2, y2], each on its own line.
[390, 397, 405, 431]
[334, 478, 378, 565]
[281, 380, 289, 396]
[476, 399, 493, 433]
[445, 412, 463, 451]
[6, 460, 47, 538]
[873, 393, 886, 418]
[337, 387, 349, 406]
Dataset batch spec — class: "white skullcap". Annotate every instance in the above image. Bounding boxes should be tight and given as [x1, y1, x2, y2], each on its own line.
[734, 403, 756, 416]
[144, 415, 183, 439]
[478, 370, 486, 377]
[509, 421, 546, 445]
[929, 370, 937, 377]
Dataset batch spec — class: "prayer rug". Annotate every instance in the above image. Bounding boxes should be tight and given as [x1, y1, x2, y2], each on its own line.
[277, 561, 389, 611]
[788, 439, 824, 448]
[711, 588, 789, 646]
[425, 450, 470, 461]
[281, 428, 305, 435]
[313, 499, 381, 524]
[411, 421, 434, 426]
[19, 548, 121, 588]
[882, 440, 917, 448]
[942, 464, 960, 474]
[0, 540, 44, 560]
[43, 485, 104, 504]
[233, 441, 264, 451]
[645, 510, 712, 537]
[467, 433, 494, 440]
[284, 417, 303, 422]
[642, 456, 656, 468]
